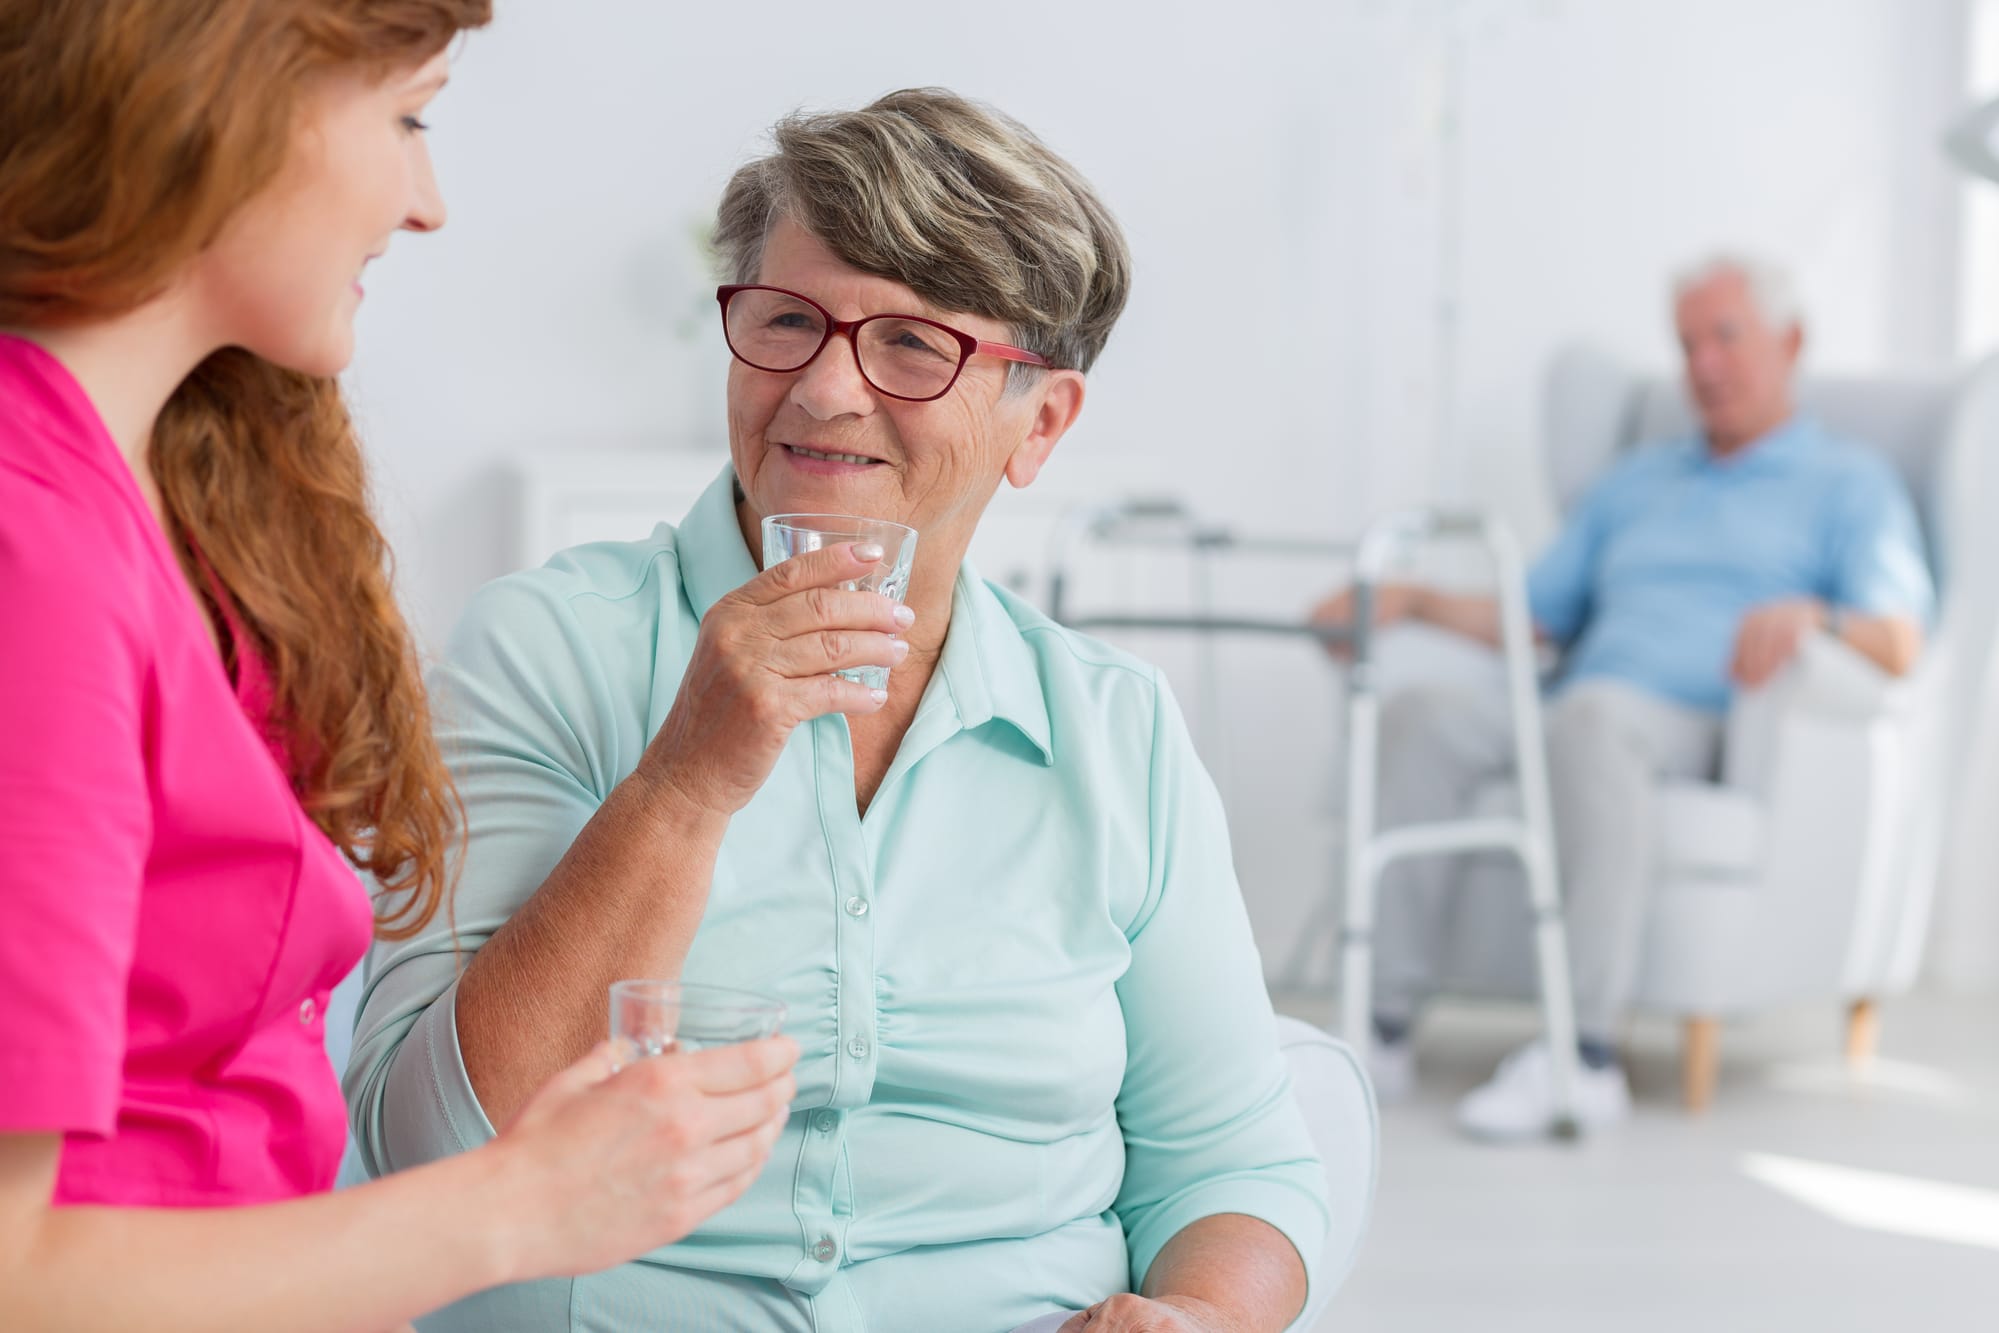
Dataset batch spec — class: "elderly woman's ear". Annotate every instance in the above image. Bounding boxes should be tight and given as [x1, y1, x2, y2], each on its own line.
[1003, 369, 1087, 491]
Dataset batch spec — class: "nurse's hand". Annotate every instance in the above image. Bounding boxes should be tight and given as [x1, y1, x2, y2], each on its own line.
[487, 1035, 798, 1283]
[639, 540, 913, 818]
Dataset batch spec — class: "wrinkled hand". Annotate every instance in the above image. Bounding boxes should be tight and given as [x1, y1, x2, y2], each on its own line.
[1306, 583, 1425, 660]
[489, 1035, 798, 1283]
[1057, 1295, 1244, 1333]
[641, 541, 912, 818]
[1730, 598, 1826, 689]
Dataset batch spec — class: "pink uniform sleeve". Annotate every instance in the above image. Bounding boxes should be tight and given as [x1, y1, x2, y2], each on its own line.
[0, 477, 152, 1137]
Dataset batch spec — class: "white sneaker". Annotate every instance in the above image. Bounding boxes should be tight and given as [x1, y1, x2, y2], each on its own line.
[1456, 1041, 1631, 1141]
[1366, 1038, 1416, 1106]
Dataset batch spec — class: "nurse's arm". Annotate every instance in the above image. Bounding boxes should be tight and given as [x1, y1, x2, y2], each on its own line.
[0, 1038, 794, 1331]
[0, 1130, 510, 1331]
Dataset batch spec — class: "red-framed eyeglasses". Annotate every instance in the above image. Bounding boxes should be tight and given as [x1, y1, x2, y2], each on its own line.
[716, 284, 1049, 403]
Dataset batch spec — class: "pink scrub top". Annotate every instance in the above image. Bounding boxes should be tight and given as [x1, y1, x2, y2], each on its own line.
[0, 333, 374, 1206]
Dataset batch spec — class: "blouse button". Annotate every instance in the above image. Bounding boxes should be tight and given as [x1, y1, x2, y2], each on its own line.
[809, 1236, 837, 1263]
[846, 1035, 870, 1060]
[844, 896, 870, 918]
[298, 997, 317, 1025]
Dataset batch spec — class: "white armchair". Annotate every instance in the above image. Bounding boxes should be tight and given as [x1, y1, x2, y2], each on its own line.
[1390, 344, 1999, 1109]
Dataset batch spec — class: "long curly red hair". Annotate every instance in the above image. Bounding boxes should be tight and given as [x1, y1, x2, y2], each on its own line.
[0, 0, 491, 939]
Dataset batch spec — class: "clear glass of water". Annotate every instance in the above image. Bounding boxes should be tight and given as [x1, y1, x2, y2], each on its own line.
[760, 514, 919, 691]
[609, 980, 787, 1060]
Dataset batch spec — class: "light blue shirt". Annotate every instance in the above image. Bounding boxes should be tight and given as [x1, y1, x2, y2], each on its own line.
[1529, 416, 1935, 714]
[344, 466, 1328, 1332]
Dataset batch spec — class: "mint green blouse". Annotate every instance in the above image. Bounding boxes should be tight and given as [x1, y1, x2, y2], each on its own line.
[344, 466, 1329, 1332]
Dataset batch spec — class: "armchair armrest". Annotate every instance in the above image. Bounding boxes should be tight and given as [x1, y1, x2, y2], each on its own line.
[1725, 633, 1909, 793]
[1716, 633, 1937, 999]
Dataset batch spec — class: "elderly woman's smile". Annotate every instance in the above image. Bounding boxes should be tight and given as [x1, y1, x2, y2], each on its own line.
[778, 444, 883, 468]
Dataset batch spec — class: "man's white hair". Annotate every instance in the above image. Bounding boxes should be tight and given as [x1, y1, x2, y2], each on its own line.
[1672, 253, 1803, 330]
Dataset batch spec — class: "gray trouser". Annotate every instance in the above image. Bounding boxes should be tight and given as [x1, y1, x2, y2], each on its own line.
[1370, 676, 1724, 1037]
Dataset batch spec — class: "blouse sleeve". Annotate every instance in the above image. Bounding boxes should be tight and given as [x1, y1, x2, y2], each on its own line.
[1109, 672, 1331, 1302]
[343, 569, 624, 1175]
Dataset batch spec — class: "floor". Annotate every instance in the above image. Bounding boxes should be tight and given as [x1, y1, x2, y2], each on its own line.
[1270, 990, 1999, 1333]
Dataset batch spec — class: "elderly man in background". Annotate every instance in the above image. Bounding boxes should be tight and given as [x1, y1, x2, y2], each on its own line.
[1310, 255, 1935, 1139]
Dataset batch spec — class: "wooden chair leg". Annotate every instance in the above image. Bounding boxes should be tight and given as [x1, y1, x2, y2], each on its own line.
[1682, 1017, 1720, 1113]
[1845, 998, 1880, 1068]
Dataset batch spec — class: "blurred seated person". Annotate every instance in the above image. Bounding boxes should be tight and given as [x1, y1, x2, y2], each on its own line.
[1308, 254, 1934, 1139]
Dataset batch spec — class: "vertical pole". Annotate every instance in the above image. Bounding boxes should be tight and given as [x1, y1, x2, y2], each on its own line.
[1340, 590, 1380, 1060]
[1487, 517, 1583, 1137]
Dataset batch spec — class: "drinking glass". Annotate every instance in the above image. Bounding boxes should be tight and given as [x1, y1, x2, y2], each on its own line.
[608, 980, 787, 1060]
[761, 513, 918, 691]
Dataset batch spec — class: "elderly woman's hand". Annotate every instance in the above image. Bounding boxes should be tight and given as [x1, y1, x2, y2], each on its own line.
[1058, 1294, 1247, 1333]
[639, 540, 913, 819]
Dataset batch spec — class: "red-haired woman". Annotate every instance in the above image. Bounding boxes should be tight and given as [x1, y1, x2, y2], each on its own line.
[0, 5, 797, 1328]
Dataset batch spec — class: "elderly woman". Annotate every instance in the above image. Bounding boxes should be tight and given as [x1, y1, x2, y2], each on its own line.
[347, 89, 1329, 1332]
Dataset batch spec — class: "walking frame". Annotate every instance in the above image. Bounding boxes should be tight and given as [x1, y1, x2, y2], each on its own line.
[1047, 500, 1583, 1137]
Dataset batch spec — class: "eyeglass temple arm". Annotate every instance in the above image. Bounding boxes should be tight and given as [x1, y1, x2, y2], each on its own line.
[975, 342, 1050, 367]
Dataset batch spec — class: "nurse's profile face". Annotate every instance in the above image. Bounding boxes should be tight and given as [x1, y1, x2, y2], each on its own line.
[188, 50, 453, 378]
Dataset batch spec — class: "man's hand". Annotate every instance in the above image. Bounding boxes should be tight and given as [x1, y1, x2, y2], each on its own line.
[1306, 583, 1427, 659]
[1058, 1294, 1244, 1333]
[1730, 598, 1828, 689]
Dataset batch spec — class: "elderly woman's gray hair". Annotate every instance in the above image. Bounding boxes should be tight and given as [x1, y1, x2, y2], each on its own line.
[714, 87, 1131, 375]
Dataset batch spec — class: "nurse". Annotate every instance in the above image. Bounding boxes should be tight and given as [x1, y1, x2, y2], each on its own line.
[0, 4, 796, 1329]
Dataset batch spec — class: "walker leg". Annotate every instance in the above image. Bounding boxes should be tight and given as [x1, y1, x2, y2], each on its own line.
[1335, 508, 1588, 1137]
[1340, 676, 1381, 1062]
[1523, 848, 1584, 1139]
[1489, 517, 1585, 1139]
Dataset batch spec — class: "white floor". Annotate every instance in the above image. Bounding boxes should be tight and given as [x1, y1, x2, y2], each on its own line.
[1271, 990, 1999, 1333]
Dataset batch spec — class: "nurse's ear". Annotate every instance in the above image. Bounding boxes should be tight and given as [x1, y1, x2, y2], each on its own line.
[1002, 370, 1085, 491]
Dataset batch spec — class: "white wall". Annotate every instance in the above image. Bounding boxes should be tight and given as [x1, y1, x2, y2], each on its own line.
[1939, 0, 1999, 999]
[1448, 0, 1968, 545]
[344, 0, 1986, 987]
[347, 0, 1460, 634]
